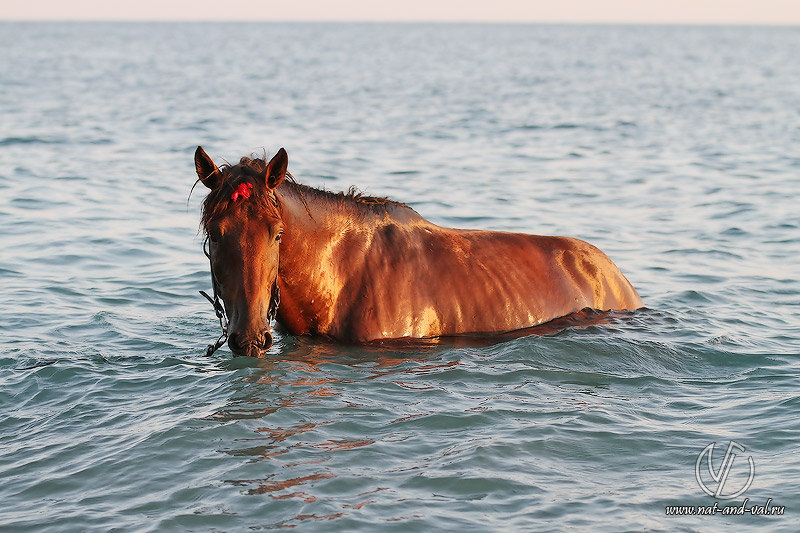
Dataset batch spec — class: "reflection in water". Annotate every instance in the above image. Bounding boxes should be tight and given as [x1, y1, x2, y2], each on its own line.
[292, 512, 345, 521]
[240, 473, 336, 496]
[213, 312, 635, 525]
[314, 439, 374, 451]
[256, 421, 331, 442]
[272, 491, 317, 502]
[215, 339, 451, 521]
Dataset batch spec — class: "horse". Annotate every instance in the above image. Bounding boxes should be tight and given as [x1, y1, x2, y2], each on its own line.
[194, 146, 642, 357]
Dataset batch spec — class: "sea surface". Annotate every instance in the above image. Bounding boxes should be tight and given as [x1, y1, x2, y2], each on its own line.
[1, 22, 799, 531]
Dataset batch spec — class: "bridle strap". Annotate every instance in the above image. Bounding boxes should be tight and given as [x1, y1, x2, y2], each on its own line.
[267, 279, 280, 323]
[200, 237, 229, 356]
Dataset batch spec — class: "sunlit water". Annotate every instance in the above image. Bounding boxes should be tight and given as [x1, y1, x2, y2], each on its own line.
[1, 23, 799, 531]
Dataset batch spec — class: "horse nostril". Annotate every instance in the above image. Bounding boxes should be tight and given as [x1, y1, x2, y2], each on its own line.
[227, 331, 271, 356]
[228, 333, 243, 353]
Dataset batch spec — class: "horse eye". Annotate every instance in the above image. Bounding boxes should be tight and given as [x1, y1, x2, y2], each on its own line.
[209, 229, 222, 242]
[276, 232, 283, 243]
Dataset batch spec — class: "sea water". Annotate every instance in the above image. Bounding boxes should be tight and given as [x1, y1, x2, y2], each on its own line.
[1, 22, 798, 531]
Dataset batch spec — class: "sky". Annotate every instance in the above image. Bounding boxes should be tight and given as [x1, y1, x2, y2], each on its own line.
[1, 0, 800, 24]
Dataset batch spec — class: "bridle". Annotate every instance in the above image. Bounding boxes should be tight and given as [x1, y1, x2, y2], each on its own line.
[199, 237, 228, 357]
[200, 236, 281, 356]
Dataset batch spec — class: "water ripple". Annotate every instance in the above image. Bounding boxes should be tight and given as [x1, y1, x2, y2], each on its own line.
[1, 21, 799, 532]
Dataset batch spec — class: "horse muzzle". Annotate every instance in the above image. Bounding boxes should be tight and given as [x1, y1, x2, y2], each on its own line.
[228, 330, 273, 357]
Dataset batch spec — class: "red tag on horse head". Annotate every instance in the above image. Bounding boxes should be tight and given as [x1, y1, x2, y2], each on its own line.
[231, 182, 254, 202]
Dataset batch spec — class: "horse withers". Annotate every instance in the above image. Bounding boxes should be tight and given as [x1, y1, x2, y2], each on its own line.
[194, 146, 642, 357]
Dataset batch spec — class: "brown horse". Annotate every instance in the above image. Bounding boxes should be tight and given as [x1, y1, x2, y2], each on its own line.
[194, 146, 642, 357]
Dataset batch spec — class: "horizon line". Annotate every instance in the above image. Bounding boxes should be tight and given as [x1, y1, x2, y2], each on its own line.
[2, 19, 800, 26]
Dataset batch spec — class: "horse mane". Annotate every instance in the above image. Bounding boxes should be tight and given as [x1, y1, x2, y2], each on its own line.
[200, 155, 412, 231]
[287, 182, 408, 214]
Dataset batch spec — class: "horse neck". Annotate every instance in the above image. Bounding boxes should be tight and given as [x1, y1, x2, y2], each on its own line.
[278, 183, 351, 241]
[275, 183, 367, 279]
[276, 182, 415, 248]
[275, 183, 391, 333]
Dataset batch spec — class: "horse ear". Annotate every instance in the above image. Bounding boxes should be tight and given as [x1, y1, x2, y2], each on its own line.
[265, 148, 288, 189]
[195, 146, 220, 189]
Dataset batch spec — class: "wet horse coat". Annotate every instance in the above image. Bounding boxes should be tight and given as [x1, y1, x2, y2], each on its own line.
[195, 147, 642, 356]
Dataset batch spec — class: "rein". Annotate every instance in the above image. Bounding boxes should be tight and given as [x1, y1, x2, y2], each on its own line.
[200, 236, 282, 357]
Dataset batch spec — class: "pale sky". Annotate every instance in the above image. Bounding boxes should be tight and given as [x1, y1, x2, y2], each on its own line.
[2, 0, 800, 24]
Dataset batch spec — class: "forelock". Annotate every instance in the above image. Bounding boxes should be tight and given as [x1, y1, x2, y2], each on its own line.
[200, 157, 280, 230]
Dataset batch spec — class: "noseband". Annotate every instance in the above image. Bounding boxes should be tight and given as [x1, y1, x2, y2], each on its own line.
[200, 237, 280, 356]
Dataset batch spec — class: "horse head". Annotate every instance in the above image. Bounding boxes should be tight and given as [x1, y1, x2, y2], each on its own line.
[195, 146, 287, 356]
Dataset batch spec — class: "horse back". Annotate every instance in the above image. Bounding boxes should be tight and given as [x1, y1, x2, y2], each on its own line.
[330, 222, 641, 341]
